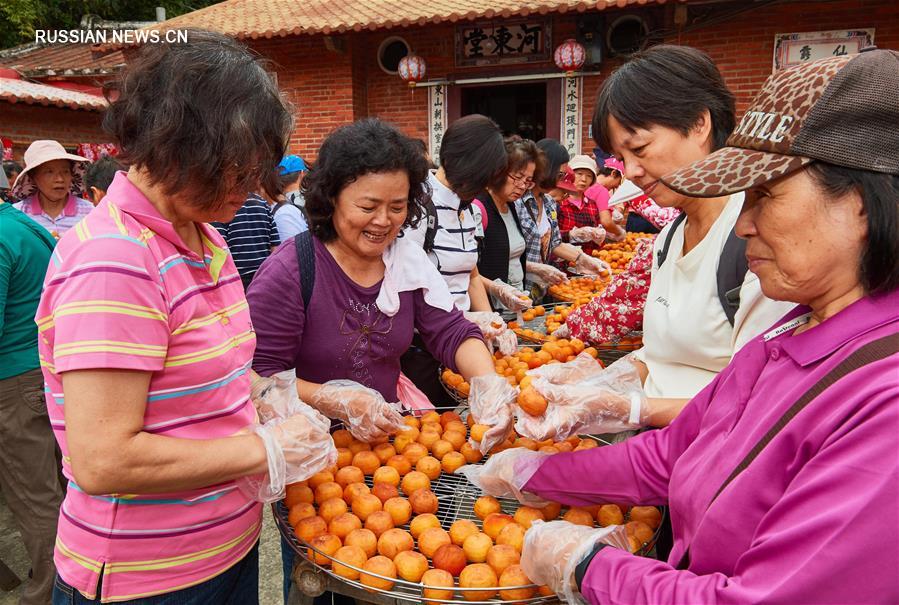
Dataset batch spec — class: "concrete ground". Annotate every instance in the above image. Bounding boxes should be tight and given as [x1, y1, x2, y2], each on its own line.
[0, 490, 284, 604]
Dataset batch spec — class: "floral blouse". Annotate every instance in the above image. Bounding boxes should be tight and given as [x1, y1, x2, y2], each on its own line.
[624, 195, 681, 230]
[565, 236, 655, 344]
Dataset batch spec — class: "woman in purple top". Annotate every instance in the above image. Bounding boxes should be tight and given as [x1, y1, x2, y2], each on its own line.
[464, 51, 899, 603]
[248, 119, 507, 439]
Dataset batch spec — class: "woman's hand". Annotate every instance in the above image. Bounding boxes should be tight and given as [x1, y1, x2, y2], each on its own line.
[574, 253, 611, 277]
[467, 374, 518, 454]
[486, 278, 533, 312]
[527, 262, 568, 286]
[521, 520, 629, 604]
[239, 405, 337, 502]
[463, 312, 519, 356]
[569, 226, 606, 245]
[310, 380, 406, 443]
[456, 447, 549, 506]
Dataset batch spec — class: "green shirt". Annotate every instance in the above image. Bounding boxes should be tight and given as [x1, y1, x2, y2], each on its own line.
[0, 202, 56, 379]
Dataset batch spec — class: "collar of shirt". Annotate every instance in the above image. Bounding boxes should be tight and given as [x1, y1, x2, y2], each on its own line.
[563, 195, 585, 210]
[428, 171, 460, 211]
[24, 192, 79, 217]
[778, 288, 899, 367]
[105, 171, 229, 282]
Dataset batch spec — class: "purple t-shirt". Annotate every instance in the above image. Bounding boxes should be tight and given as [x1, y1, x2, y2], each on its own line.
[247, 236, 481, 400]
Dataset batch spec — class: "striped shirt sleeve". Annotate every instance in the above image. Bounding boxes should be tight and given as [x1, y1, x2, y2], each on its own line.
[39, 236, 170, 373]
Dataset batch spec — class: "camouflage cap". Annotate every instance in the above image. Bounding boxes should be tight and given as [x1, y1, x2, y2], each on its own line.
[662, 48, 899, 197]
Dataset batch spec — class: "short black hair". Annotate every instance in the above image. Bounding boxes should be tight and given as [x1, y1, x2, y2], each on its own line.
[439, 114, 506, 200]
[85, 156, 125, 193]
[536, 139, 569, 190]
[102, 30, 292, 209]
[808, 162, 899, 295]
[3, 160, 22, 177]
[303, 118, 428, 242]
[593, 44, 735, 154]
[278, 171, 301, 192]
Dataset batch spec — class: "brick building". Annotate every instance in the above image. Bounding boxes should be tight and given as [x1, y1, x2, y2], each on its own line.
[143, 0, 898, 163]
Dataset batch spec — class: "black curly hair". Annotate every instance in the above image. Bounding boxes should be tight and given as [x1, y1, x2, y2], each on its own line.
[303, 119, 429, 242]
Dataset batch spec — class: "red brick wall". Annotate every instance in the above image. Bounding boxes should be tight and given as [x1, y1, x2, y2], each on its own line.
[1, 103, 107, 160]
[263, 0, 899, 160]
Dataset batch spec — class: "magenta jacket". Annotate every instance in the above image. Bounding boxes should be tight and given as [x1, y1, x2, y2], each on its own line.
[526, 288, 899, 604]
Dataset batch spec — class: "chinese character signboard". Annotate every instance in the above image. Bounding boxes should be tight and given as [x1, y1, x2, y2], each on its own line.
[456, 19, 551, 67]
[561, 76, 582, 156]
[773, 29, 874, 71]
[428, 84, 448, 166]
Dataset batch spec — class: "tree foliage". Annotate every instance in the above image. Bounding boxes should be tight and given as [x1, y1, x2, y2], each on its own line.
[1, 0, 219, 49]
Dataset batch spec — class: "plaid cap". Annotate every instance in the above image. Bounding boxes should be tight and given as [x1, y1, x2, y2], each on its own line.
[663, 48, 899, 197]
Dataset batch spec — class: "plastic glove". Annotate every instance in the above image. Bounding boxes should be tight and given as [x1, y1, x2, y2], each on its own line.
[569, 226, 606, 245]
[251, 370, 302, 424]
[456, 447, 550, 507]
[238, 401, 337, 503]
[550, 324, 571, 339]
[516, 356, 648, 442]
[489, 279, 533, 312]
[467, 374, 518, 455]
[464, 311, 518, 356]
[310, 380, 406, 443]
[525, 352, 603, 385]
[493, 328, 519, 357]
[521, 520, 629, 605]
[573, 253, 611, 277]
[527, 262, 568, 286]
[611, 209, 625, 226]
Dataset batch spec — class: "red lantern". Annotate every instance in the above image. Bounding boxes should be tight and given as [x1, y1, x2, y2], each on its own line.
[398, 54, 427, 88]
[554, 39, 586, 75]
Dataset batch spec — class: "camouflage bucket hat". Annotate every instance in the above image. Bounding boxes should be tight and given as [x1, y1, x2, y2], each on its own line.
[662, 47, 899, 197]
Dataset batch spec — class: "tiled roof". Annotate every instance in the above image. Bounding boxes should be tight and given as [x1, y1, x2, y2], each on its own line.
[0, 78, 107, 111]
[0, 43, 125, 77]
[120, 0, 673, 40]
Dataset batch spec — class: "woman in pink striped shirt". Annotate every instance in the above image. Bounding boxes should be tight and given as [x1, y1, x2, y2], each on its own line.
[39, 32, 334, 605]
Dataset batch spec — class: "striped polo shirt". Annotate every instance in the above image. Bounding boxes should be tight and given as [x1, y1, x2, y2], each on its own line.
[405, 172, 479, 310]
[36, 172, 261, 602]
[211, 193, 280, 281]
[14, 192, 94, 240]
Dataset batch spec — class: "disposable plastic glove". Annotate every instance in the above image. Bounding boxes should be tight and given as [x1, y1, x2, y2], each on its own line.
[573, 253, 611, 277]
[525, 352, 604, 385]
[569, 226, 606, 245]
[550, 324, 571, 339]
[467, 373, 518, 455]
[463, 311, 518, 356]
[489, 279, 533, 312]
[526, 262, 568, 286]
[456, 447, 550, 507]
[238, 382, 337, 502]
[310, 380, 406, 443]
[515, 356, 648, 442]
[611, 208, 625, 226]
[521, 520, 629, 605]
[250, 370, 303, 423]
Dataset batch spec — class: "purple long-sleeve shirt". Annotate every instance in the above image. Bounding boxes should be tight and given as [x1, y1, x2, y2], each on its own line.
[247, 236, 482, 400]
[526, 289, 899, 604]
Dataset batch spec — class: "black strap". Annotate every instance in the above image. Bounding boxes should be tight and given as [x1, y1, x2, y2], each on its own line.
[293, 229, 315, 309]
[716, 229, 749, 326]
[655, 212, 687, 268]
[675, 331, 899, 570]
[422, 196, 439, 253]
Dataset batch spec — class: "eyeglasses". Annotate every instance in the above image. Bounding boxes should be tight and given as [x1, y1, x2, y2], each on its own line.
[508, 173, 534, 188]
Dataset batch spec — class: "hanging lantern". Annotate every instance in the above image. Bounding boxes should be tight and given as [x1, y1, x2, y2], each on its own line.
[398, 53, 427, 88]
[554, 39, 586, 75]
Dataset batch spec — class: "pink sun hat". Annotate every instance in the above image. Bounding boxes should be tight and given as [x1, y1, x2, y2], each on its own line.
[11, 140, 90, 199]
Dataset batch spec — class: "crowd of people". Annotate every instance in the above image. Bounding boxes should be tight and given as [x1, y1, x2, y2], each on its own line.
[0, 27, 896, 605]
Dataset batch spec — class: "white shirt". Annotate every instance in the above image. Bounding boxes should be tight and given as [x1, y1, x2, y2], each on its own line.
[405, 172, 479, 311]
[498, 206, 526, 291]
[272, 202, 307, 241]
[633, 193, 794, 399]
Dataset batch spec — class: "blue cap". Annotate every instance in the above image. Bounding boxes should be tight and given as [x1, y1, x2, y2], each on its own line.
[278, 155, 307, 175]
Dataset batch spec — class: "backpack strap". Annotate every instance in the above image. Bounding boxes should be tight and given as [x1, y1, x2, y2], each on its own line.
[716, 228, 749, 326]
[656, 212, 687, 268]
[421, 196, 439, 253]
[293, 229, 315, 309]
[675, 331, 899, 570]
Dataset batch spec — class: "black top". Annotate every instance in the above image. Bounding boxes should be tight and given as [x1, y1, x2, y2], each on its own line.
[474, 192, 528, 284]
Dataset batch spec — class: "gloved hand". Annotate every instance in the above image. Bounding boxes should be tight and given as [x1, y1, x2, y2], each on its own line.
[251, 370, 301, 424]
[606, 228, 626, 243]
[569, 226, 606, 245]
[515, 356, 648, 442]
[489, 279, 533, 312]
[521, 520, 629, 604]
[527, 262, 568, 286]
[573, 253, 611, 277]
[310, 380, 406, 443]
[238, 399, 337, 503]
[456, 447, 549, 507]
[464, 312, 518, 356]
[550, 324, 571, 339]
[468, 374, 518, 455]
[611, 209, 625, 226]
